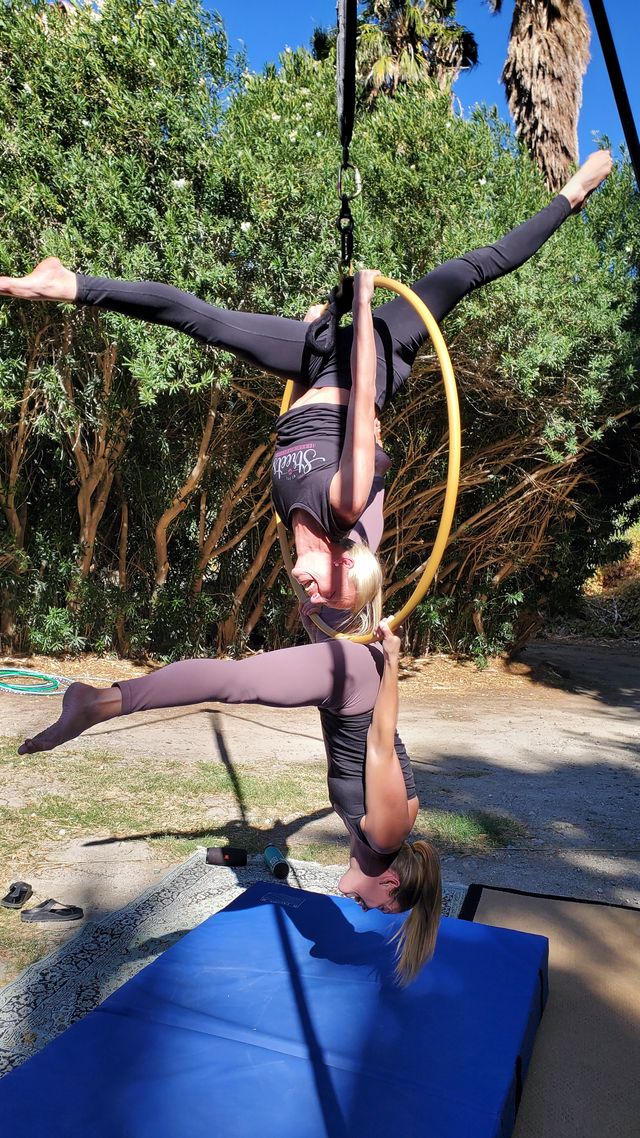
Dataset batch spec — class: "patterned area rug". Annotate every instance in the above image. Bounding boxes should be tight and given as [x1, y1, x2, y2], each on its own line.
[0, 851, 468, 1077]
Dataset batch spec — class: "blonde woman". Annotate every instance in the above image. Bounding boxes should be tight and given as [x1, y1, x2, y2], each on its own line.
[0, 152, 611, 633]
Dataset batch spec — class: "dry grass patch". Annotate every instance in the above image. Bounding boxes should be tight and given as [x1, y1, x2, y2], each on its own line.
[1, 735, 524, 869]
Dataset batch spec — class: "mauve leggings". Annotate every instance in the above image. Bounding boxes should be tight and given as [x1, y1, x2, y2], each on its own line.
[77, 196, 571, 410]
[116, 640, 384, 717]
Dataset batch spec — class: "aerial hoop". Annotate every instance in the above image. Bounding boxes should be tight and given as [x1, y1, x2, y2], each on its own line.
[275, 276, 461, 644]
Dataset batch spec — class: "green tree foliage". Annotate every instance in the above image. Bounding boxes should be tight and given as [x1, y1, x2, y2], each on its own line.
[0, 0, 241, 650]
[0, 5, 638, 660]
[358, 0, 478, 98]
[313, 1, 477, 100]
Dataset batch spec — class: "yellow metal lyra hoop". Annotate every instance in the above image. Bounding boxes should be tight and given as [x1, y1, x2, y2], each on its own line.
[275, 275, 461, 644]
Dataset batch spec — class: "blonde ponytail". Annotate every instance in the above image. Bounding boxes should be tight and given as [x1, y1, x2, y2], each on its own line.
[390, 840, 442, 987]
[336, 539, 383, 637]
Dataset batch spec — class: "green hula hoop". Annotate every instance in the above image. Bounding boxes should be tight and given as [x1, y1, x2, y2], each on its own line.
[0, 668, 70, 695]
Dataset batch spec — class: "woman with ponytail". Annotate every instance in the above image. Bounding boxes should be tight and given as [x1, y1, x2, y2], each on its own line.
[335, 621, 442, 986]
[18, 613, 439, 982]
[19, 618, 440, 983]
[0, 154, 611, 631]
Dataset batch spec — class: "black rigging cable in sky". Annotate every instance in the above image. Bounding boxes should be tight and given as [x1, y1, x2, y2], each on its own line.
[589, 0, 640, 186]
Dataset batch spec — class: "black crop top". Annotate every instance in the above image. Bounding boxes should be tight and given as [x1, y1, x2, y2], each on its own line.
[272, 403, 353, 541]
[320, 707, 417, 877]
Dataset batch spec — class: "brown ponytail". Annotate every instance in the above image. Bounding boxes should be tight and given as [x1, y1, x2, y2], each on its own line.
[390, 840, 442, 987]
[304, 277, 355, 359]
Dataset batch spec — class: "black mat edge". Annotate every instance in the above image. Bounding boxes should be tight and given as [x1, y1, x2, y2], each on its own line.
[459, 883, 640, 922]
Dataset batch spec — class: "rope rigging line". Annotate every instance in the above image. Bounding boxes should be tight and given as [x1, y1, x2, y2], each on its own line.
[336, 0, 358, 164]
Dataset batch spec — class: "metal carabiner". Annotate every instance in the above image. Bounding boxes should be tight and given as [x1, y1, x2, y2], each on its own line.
[337, 163, 362, 202]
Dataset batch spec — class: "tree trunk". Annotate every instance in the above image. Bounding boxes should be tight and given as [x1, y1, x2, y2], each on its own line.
[502, 0, 590, 190]
[0, 324, 47, 553]
[243, 557, 283, 639]
[153, 393, 219, 592]
[56, 330, 131, 581]
[217, 517, 278, 651]
[191, 443, 270, 595]
[115, 491, 129, 655]
[76, 438, 128, 579]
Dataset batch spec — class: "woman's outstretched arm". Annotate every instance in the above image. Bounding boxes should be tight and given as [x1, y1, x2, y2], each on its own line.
[329, 269, 378, 526]
[360, 621, 415, 853]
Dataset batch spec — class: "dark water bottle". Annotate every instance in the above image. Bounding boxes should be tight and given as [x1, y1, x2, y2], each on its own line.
[263, 845, 289, 879]
[206, 846, 247, 867]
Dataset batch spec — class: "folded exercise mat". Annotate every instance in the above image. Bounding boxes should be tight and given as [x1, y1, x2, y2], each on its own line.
[0, 883, 548, 1138]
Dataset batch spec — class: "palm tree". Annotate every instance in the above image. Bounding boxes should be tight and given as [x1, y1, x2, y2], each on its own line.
[357, 0, 478, 99]
[489, 0, 591, 191]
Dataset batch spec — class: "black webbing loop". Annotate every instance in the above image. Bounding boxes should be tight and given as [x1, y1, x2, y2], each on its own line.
[337, 193, 355, 273]
[336, 1, 359, 274]
[336, 0, 358, 156]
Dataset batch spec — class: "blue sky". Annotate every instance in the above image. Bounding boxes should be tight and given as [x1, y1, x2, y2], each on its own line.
[208, 0, 639, 164]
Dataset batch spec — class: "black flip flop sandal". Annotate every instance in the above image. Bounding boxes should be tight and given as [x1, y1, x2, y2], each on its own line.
[21, 898, 84, 923]
[1, 881, 33, 910]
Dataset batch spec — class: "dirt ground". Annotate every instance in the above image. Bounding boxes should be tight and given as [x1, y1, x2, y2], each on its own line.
[1, 635, 639, 923]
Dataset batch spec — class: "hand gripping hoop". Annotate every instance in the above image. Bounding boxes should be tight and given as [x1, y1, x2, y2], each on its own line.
[275, 276, 461, 643]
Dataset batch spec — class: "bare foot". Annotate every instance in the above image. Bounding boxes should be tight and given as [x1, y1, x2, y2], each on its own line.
[0, 256, 77, 301]
[560, 150, 613, 212]
[303, 302, 326, 323]
[18, 682, 122, 754]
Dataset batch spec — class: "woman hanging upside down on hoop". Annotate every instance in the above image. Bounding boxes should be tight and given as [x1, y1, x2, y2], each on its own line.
[0, 152, 612, 633]
[18, 621, 440, 986]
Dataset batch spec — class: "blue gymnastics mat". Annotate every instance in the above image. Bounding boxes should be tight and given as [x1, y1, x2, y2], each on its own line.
[0, 882, 548, 1138]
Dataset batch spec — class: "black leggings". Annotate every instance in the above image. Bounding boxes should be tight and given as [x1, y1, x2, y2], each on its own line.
[77, 196, 571, 411]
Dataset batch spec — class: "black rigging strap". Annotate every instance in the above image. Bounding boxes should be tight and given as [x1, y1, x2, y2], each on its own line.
[336, 0, 358, 163]
[589, 0, 640, 187]
[335, 0, 361, 273]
